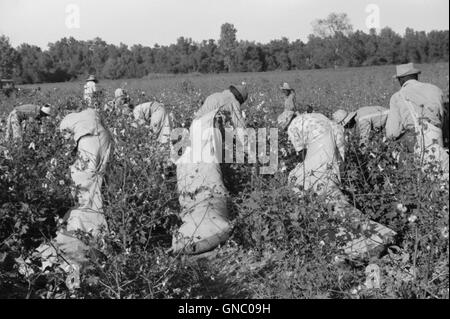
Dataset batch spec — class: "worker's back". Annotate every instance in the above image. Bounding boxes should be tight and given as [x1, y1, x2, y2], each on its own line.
[195, 90, 235, 119]
[14, 104, 41, 121]
[60, 108, 107, 142]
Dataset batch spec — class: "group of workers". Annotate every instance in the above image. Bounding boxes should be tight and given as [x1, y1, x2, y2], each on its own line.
[104, 87, 172, 144]
[332, 63, 449, 177]
[1, 62, 448, 289]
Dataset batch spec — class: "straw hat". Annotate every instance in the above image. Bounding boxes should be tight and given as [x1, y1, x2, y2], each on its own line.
[280, 82, 292, 91]
[277, 110, 295, 130]
[393, 63, 421, 79]
[332, 109, 357, 126]
[86, 75, 98, 82]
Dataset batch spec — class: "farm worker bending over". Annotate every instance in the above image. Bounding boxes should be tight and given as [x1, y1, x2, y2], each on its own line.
[278, 110, 346, 198]
[172, 108, 231, 255]
[386, 63, 448, 178]
[333, 106, 389, 146]
[37, 108, 113, 289]
[194, 83, 248, 129]
[83, 75, 98, 106]
[60, 108, 112, 236]
[104, 88, 132, 114]
[130, 101, 172, 144]
[277, 109, 395, 258]
[280, 82, 297, 112]
[5, 104, 52, 142]
[60, 108, 113, 213]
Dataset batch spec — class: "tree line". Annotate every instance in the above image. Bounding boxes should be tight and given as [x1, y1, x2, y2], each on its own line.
[0, 13, 448, 84]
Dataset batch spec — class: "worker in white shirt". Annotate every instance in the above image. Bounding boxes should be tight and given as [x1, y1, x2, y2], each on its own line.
[5, 104, 52, 142]
[277, 109, 396, 258]
[280, 82, 297, 112]
[83, 75, 98, 107]
[37, 107, 113, 289]
[386, 63, 448, 178]
[104, 88, 132, 114]
[333, 106, 390, 146]
[131, 101, 172, 144]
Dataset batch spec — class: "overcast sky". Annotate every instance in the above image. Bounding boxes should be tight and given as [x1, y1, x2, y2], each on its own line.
[0, 0, 448, 49]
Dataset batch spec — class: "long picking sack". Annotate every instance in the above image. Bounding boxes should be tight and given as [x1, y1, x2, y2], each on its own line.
[172, 109, 231, 255]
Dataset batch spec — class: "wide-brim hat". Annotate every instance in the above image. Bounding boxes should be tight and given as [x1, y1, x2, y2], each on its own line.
[86, 75, 98, 82]
[393, 63, 421, 79]
[280, 82, 292, 91]
[40, 104, 52, 116]
[277, 110, 295, 130]
[332, 109, 356, 126]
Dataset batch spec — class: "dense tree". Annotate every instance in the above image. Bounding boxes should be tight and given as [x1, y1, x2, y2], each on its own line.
[376, 27, 403, 64]
[428, 30, 449, 62]
[194, 40, 223, 73]
[0, 35, 19, 79]
[264, 38, 291, 71]
[347, 31, 370, 66]
[0, 16, 448, 84]
[312, 13, 353, 38]
[235, 41, 265, 72]
[311, 13, 354, 68]
[288, 40, 308, 69]
[16, 44, 44, 83]
[402, 28, 421, 63]
[219, 23, 238, 72]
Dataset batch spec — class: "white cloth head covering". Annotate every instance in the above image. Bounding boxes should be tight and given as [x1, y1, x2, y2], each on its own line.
[332, 109, 356, 126]
[41, 104, 52, 115]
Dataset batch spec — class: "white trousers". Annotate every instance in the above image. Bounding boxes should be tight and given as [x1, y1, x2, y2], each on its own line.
[150, 107, 171, 144]
[415, 123, 449, 179]
[70, 132, 112, 213]
[5, 110, 22, 141]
